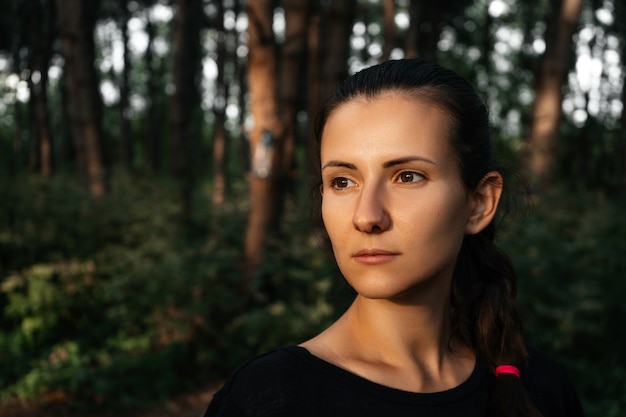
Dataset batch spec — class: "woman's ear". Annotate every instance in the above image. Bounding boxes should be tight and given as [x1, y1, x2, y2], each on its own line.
[465, 171, 503, 235]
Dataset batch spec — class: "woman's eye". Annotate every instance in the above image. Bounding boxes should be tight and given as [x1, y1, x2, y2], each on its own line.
[397, 171, 423, 183]
[330, 177, 355, 189]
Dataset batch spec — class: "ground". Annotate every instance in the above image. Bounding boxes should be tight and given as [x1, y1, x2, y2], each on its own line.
[0, 385, 219, 417]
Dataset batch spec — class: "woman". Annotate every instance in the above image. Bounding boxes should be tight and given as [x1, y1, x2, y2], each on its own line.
[204, 59, 584, 417]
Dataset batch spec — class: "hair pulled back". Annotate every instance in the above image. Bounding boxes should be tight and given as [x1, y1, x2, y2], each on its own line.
[314, 59, 541, 417]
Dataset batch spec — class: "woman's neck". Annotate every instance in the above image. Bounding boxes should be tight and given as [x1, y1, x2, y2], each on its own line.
[302, 293, 475, 393]
[344, 295, 456, 369]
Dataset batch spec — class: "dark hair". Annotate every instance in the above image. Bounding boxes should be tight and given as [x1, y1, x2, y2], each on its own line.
[313, 59, 540, 417]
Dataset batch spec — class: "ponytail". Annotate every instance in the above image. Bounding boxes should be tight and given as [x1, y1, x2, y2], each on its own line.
[452, 222, 543, 417]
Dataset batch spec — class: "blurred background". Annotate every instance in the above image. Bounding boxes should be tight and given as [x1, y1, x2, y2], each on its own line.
[0, 0, 625, 415]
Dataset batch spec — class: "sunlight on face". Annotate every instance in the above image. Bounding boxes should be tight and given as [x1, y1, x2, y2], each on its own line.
[320, 94, 473, 302]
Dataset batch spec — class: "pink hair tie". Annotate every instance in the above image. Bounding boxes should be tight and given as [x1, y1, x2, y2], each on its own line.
[495, 365, 520, 378]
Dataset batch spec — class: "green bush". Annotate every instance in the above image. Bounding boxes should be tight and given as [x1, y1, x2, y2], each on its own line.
[0, 174, 342, 407]
[499, 188, 626, 416]
[0, 175, 623, 416]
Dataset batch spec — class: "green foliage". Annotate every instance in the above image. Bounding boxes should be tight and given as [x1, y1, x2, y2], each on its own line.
[0, 174, 202, 404]
[499, 188, 626, 416]
[0, 173, 344, 408]
[1, 174, 624, 416]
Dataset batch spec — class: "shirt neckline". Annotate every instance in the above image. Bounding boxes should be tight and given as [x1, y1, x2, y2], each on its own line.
[284, 345, 489, 405]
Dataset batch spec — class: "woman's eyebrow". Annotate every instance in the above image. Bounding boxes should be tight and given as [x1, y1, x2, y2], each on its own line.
[322, 156, 436, 171]
[383, 156, 437, 168]
[322, 160, 357, 170]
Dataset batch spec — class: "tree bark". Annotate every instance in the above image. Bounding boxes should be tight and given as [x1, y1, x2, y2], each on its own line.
[404, 0, 449, 62]
[28, 0, 55, 177]
[306, 0, 355, 171]
[119, 0, 133, 173]
[27, 0, 55, 177]
[144, 12, 162, 173]
[381, 0, 396, 61]
[405, 0, 420, 58]
[317, 0, 356, 103]
[482, 1, 493, 78]
[306, 8, 321, 172]
[56, 0, 108, 196]
[12, 102, 23, 176]
[279, 0, 310, 184]
[244, 0, 283, 280]
[617, 0, 626, 193]
[622, 75, 626, 193]
[212, 0, 228, 206]
[234, 0, 249, 174]
[170, 0, 203, 219]
[526, 0, 583, 187]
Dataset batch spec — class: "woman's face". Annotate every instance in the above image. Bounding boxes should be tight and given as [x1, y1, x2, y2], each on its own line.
[320, 94, 475, 302]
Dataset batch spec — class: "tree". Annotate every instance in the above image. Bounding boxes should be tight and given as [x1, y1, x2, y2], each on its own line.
[525, 0, 583, 187]
[317, 0, 356, 104]
[118, 0, 133, 173]
[381, 0, 396, 61]
[244, 0, 283, 280]
[617, 0, 626, 192]
[405, 0, 441, 61]
[26, 0, 55, 178]
[55, 0, 108, 196]
[305, 0, 356, 173]
[278, 0, 310, 184]
[143, 6, 164, 174]
[211, 0, 229, 206]
[169, 0, 203, 218]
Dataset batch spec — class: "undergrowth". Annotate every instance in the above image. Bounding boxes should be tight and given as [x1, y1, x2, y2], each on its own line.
[0, 174, 623, 416]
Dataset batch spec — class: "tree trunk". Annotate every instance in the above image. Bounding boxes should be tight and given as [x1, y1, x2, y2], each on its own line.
[244, 0, 283, 280]
[306, 8, 320, 172]
[170, 0, 203, 219]
[617, 0, 626, 193]
[119, 0, 133, 173]
[405, 0, 420, 58]
[482, 1, 493, 78]
[381, 0, 396, 61]
[27, 0, 55, 177]
[279, 0, 310, 184]
[404, 0, 443, 62]
[144, 12, 162, 173]
[306, 0, 355, 171]
[12, 102, 23, 176]
[28, 74, 40, 173]
[230, 0, 248, 175]
[212, 0, 228, 206]
[58, 68, 75, 170]
[56, 0, 107, 197]
[233, 1, 249, 175]
[621, 76, 626, 193]
[526, 0, 583, 187]
[317, 0, 356, 103]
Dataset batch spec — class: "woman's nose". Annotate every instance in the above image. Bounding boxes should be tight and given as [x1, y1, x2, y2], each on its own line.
[352, 185, 391, 233]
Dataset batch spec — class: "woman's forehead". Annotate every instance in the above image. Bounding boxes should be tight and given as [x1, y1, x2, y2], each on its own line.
[320, 95, 458, 168]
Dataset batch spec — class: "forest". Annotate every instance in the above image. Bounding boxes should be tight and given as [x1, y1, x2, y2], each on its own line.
[0, 0, 625, 415]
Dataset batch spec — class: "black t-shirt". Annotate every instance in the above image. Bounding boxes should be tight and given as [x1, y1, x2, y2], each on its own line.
[204, 346, 584, 417]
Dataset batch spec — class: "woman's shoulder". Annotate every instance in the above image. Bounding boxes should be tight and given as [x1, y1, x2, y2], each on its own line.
[203, 346, 315, 417]
[521, 346, 585, 417]
[230, 345, 308, 377]
[212, 345, 312, 391]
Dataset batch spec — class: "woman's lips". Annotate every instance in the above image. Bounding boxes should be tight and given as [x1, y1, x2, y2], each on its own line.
[352, 249, 400, 265]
